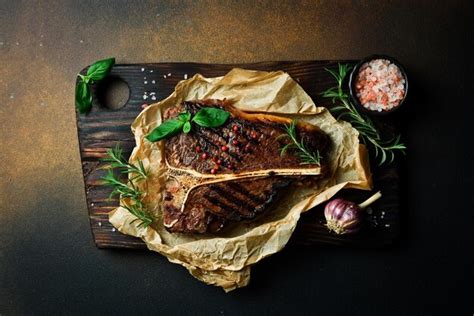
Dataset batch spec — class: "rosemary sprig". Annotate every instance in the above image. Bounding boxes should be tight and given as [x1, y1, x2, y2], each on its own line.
[102, 144, 148, 181]
[280, 120, 321, 165]
[122, 203, 153, 228]
[102, 169, 143, 200]
[101, 145, 153, 228]
[322, 63, 406, 165]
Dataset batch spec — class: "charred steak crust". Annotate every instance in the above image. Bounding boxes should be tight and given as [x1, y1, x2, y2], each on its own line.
[164, 177, 290, 234]
[165, 100, 329, 174]
[161, 99, 329, 234]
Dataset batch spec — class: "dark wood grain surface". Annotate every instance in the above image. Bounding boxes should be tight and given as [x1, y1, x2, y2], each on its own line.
[76, 61, 400, 249]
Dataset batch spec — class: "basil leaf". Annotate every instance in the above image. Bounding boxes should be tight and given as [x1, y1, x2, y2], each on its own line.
[192, 108, 230, 128]
[75, 81, 92, 113]
[86, 57, 115, 81]
[183, 121, 191, 133]
[178, 111, 191, 122]
[146, 119, 184, 142]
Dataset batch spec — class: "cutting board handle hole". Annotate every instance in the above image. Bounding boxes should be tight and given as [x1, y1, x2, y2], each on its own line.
[95, 76, 130, 110]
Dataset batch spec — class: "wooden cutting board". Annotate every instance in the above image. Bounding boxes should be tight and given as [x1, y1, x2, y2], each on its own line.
[76, 61, 401, 249]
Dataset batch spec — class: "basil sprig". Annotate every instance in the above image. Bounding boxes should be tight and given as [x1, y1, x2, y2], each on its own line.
[192, 107, 230, 127]
[75, 57, 115, 113]
[146, 108, 230, 142]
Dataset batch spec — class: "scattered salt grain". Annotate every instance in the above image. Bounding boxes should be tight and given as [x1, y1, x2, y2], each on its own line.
[151, 80, 155, 84]
[184, 74, 188, 79]
[167, 73, 171, 76]
[385, 224, 391, 228]
[163, 75, 167, 78]
[15, 42, 19, 45]
[9, 94, 14, 99]
[143, 94, 148, 100]
[80, 39, 84, 44]
[149, 92, 156, 95]
[144, 81, 148, 84]
[112, 228, 116, 232]
[150, 70, 154, 73]
[151, 95, 157, 101]
[39, 42, 43, 47]
[141, 67, 145, 72]
[98, 222, 102, 227]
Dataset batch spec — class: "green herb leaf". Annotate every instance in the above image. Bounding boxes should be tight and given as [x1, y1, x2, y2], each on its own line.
[101, 144, 153, 228]
[86, 57, 115, 81]
[183, 121, 191, 133]
[178, 111, 191, 122]
[75, 80, 92, 113]
[192, 108, 230, 128]
[145, 119, 184, 142]
[101, 144, 148, 181]
[145, 108, 230, 142]
[280, 120, 322, 165]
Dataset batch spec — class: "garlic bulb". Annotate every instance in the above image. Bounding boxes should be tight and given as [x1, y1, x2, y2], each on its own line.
[324, 191, 382, 234]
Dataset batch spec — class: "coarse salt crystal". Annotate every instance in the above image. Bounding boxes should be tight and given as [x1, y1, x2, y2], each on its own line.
[112, 228, 116, 232]
[184, 74, 188, 79]
[150, 70, 154, 73]
[98, 222, 102, 227]
[144, 81, 148, 84]
[151, 96, 157, 101]
[163, 75, 167, 78]
[143, 95, 148, 100]
[167, 73, 171, 76]
[385, 224, 390, 227]
[141, 67, 145, 72]
[152, 80, 155, 84]
[355, 59, 405, 112]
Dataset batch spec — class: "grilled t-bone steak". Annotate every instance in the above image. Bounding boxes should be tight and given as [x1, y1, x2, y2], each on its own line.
[161, 99, 330, 234]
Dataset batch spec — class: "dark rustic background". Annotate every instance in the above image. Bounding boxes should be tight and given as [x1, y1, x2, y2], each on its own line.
[0, 1, 472, 315]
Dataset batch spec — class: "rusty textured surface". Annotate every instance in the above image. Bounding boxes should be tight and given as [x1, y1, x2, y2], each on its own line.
[0, 1, 472, 314]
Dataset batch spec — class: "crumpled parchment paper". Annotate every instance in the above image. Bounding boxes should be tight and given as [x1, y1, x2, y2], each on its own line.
[109, 68, 372, 292]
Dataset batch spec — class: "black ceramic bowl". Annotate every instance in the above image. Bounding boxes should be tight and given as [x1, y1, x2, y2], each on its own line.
[348, 55, 408, 116]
